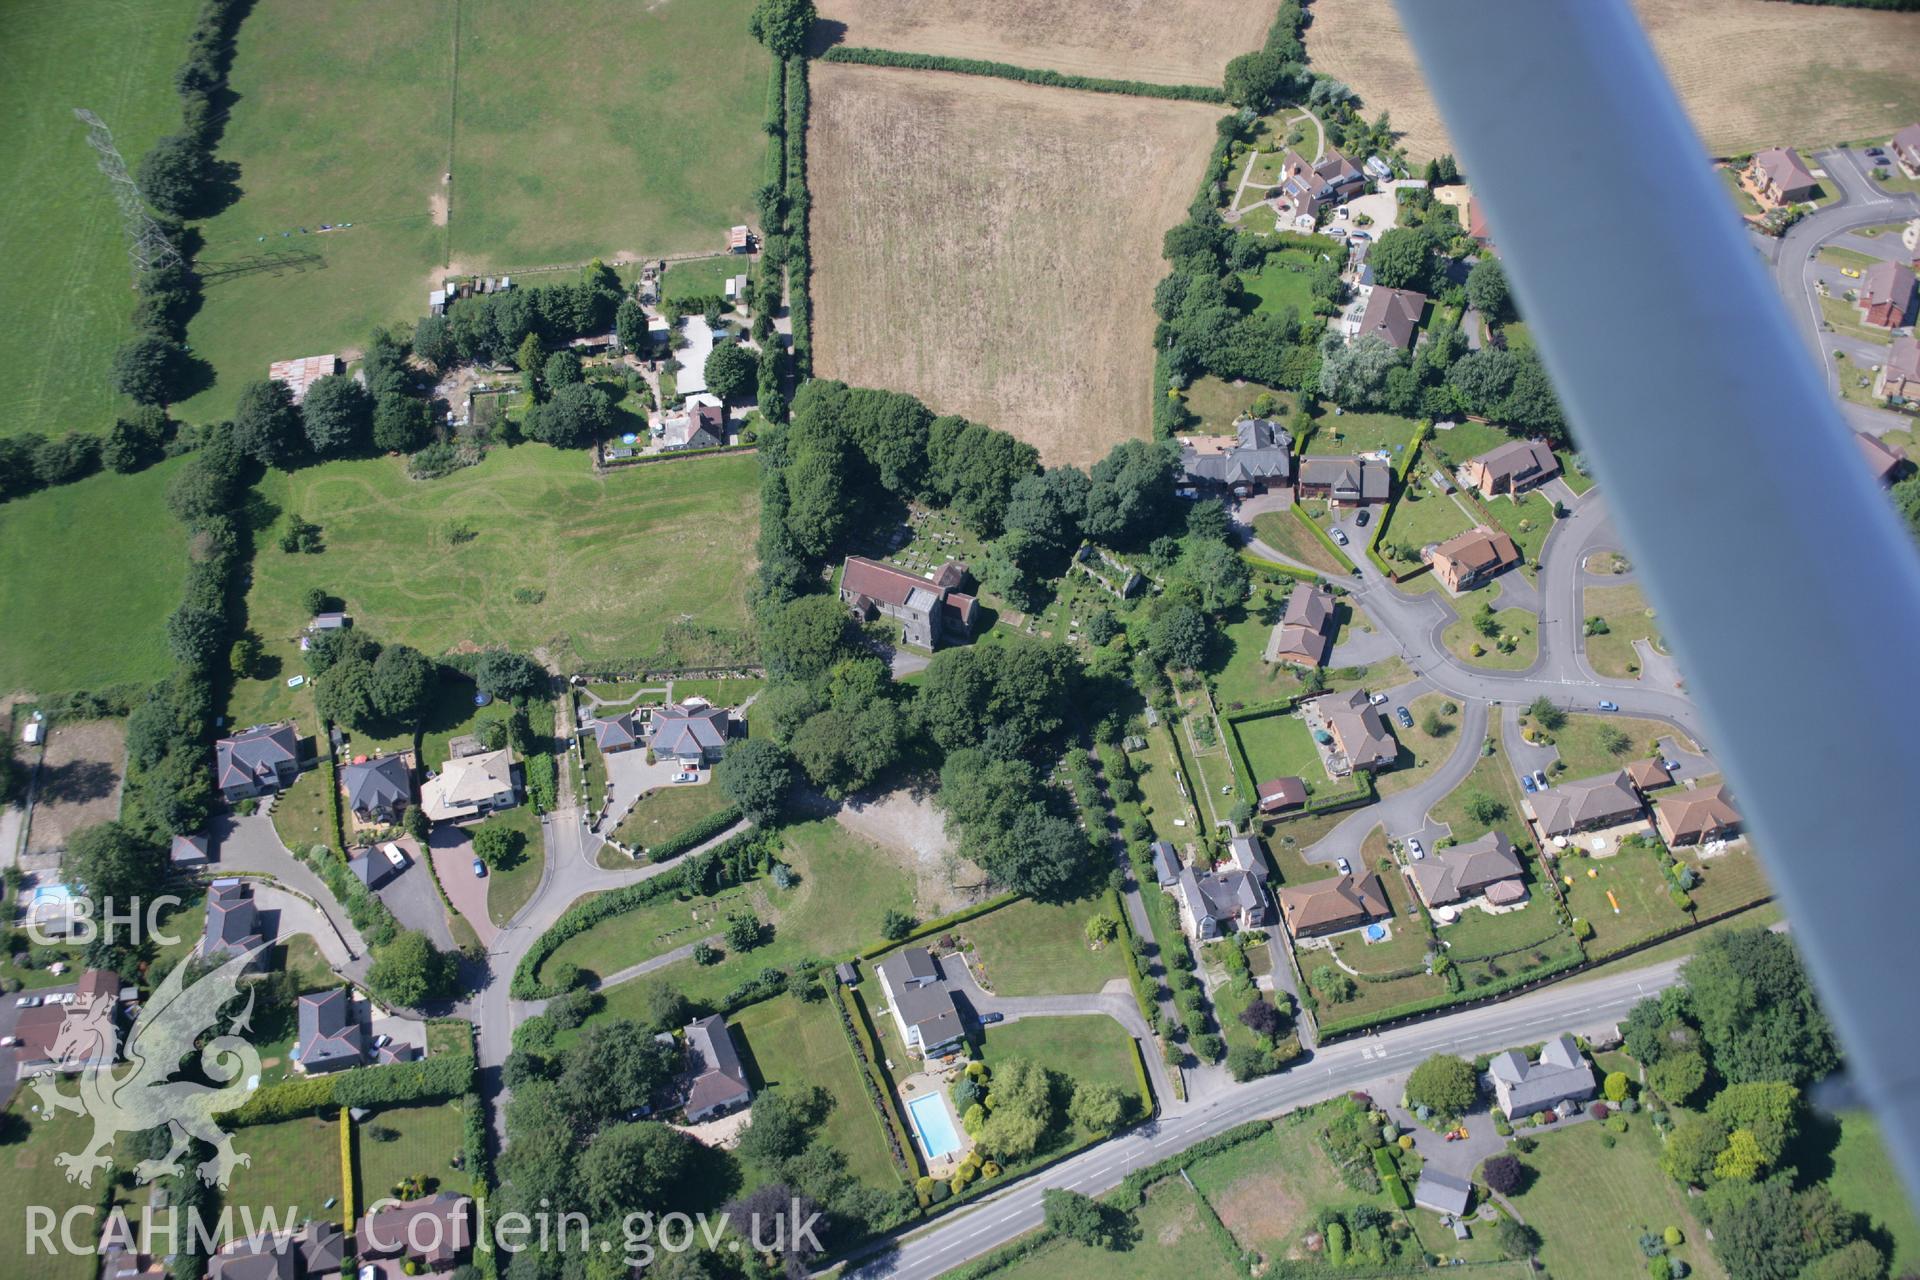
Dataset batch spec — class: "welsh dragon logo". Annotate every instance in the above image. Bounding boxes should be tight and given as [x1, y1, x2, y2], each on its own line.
[33, 944, 265, 1189]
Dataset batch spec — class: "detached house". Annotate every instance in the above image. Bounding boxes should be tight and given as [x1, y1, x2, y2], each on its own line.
[662, 400, 727, 450]
[207, 1220, 346, 1280]
[1278, 872, 1389, 938]
[1350, 286, 1427, 350]
[682, 1015, 752, 1121]
[1891, 123, 1920, 177]
[1272, 583, 1335, 667]
[1168, 835, 1271, 941]
[1315, 688, 1399, 773]
[1179, 417, 1293, 496]
[215, 722, 301, 802]
[1460, 439, 1559, 498]
[1858, 260, 1917, 329]
[1430, 526, 1522, 593]
[651, 703, 731, 765]
[293, 988, 366, 1074]
[1488, 1032, 1596, 1119]
[875, 947, 965, 1057]
[1525, 770, 1644, 839]
[340, 754, 412, 825]
[201, 880, 271, 972]
[592, 710, 641, 754]
[1856, 430, 1908, 486]
[1878, 335, 1920, 404]
[1271, 147, 1366, 227]
[1654, 783, 1742, 847]
[839, 556, 978, 650]
[1752, 147, 1818, 204]
[357, 1193, 474, 1273]
[1408, 831, 1527, 909]
[419, 748, 518, 823]
[1297, 456, 1390, 507]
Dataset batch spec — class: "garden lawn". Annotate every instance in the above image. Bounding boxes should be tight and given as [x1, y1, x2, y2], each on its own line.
[0, 1107, 136, 1280]
[1547, 713, 1671, 778]
[962, 897, 1127, 997]
[1237, 261, 1316, 316]
[1439, 584, 1538, 671]
[980, 1016, 1148, 1125]
[1252, 510, 1349, 577]
[222, 1113, 347, 1230]
[1424, 420, 1512, 469]
[1378, 692, 1461, 797]
[1327, 868, 1427, 980]
[0, 460, 190, 695]
[1820, 294, 1896, 348]
[1555, 843, 1691, 959]
[1480, 488, 1558, 566]
[1187, 1114, 1393, 1261]
[0, 0, 202, 441]
[1581, 584, 1662, 679]
[990, 1179, 1240, 1280]
[1305, 408, 1422, 458]
[1431, 737, 1526, 845]
[1508, 1116, 1725, 1280]
[1230, 711, 1325, 786]
[612, 782, 735, 853]
[663, 256, 746, 305]
[1136, 727, 1202, 839]
[1182, 375, 1293, 435]
[1828, 1110, 1920, 1277]
[1437, 892, 1569, 964]
[670, 677, 765, 706]
[355, 1101, 473, 1204]
[484, 801, 545, 926]
[1717, 166, 1763, 216]
[240, 446, 759, 679]
[1677, 843, 1772, 918]
[1261, 811, 1349, 886]
[732, 995, 901, 1192]
[541, 875, 759, 982]
[271, 765, 339, 856]
[1380, 486, 1476, 554]
[587, 819, 915, 1016]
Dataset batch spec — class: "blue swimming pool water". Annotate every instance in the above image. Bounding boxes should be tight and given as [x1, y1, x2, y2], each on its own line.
[1364, 923, 1387, 941]
[908, 1092, 963, 1160]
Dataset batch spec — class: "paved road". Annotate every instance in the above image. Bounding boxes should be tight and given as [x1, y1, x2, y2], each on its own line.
[1302, 686, 1488, 862]
[1761, 146, 1920, 435]
[843, 950, 1689, 1279]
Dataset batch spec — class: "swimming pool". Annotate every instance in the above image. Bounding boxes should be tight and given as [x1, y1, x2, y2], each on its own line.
[907, 1092, 963, 1160]
[1364, 923, 1388, 942]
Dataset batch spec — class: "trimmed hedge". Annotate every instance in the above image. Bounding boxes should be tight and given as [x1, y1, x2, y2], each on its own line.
[1316, 945, 1586, 1040]
[514, 864, 697, 997]
[1240, 551, 1329, 585]
[647, 803, 743, 861]
[222, 1050, 475, 1126]
[339, 1110, 356, 1225]
[462, 1093, 492, 1191]
[1290, 503, 1359, 573]
[819, 46, 1227, 102]
[1383, 1171, 1412, 1209]
[856, 893, 1019, 959]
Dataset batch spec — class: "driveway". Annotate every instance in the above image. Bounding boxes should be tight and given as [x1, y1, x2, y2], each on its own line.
[211, 814, 366, 957]
[600, 749, 691, 829]
[375, 853, 456, 953]
[252, 883, 355, 971]
[429, 827, 495, 947]
[1302, 685, 1489, 864]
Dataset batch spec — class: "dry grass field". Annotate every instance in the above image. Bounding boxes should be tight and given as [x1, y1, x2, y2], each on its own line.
[808, 63, 1221, 466]
[814, 0, 1276, 86]
[1304, 0, 1920, 163]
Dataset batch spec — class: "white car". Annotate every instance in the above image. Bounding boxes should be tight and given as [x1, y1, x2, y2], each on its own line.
[1367, 692, 1389, 706]
[381, 841, 409, 869]
[1406, 838, 1426, 860]
[672, 771, 698, 784]
[15, 995, 39, 1008]
[1336, 857, 1352, 874]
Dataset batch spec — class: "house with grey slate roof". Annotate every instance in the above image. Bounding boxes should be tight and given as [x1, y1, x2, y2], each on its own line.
[293, 988, 367, 1074]
[215, 722, 302, 801]
[875, 947, 965, 1057]
[1488, 1032, 1595, 1119]
[201, 879, 270, 972]
[650, 703, 731, 765]
[341, 754, 412, 825]
[1413, 1167, 1474, 1217]
[1179, 418, 1293, 497]
[682, 1015, 752, 1121]
[592, 711, 641, 753]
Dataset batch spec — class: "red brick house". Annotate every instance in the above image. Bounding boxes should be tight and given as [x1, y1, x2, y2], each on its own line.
[1858, 260, 1916, 329]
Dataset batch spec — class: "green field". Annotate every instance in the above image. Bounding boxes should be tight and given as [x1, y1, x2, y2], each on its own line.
[543, 875, 760, 983]
[962, 896, 1129, 997]
[734, 995, 904, 1192]
[1828, 1111, 1920, 1278]
[1251, 510, 1350, 577]
[0, 459, 189, 694]
[222, 1113, 348, 1230]
[1546, 714, 1672, 778]
[1382, 486, 1477, 553]
[980, 1016, 1149, 1126]
[1231, 711, 1325, 785]
[234, 447, 757, 703]
[356, 1101, 474, 1203]
[1508, 1117, 1725, 1280]
[1185, 1115, 1395, 1262]
[0, 1107, 133, 1280]
[0, 0, 202, 439]
[989, 1179, 1241, 1280]
[175, 0, 767, 424]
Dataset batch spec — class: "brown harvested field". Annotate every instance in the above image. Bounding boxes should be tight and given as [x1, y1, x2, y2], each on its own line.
[809, 63, 1221, 467]
[1304, 0, 1920, 163]
[24, 719, 125, 858]
[814, 0, 1276, 87]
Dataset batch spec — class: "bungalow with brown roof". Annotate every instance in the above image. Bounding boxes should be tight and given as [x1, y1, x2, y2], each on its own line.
[839, 556, 977, 650]
[1524, 770, 1645, 839]
[1351, 286, 1427, 350]
[1408, 831, 1526, 909]
[1257, 776, 1307, 814]
[1859, 260, 1917, 329]
[1467, 195, 1494, 246]
[357, 1193, 473, 1272]
[1892, 123, 1920, 177]
[1297, 456, 1390, 507]
[1272, 583, 1336, 667]
[11, 969, 127, 1076]
[1855, 431, 1909, 487]
[1460, 439, 1559, 498]
[1430, 526, 1521, 593]
[1752, 147, 1818, 205]
[1315, 688, 1399, 773]
[1878, 336, 1920, 404]
[682, 1014, 752, 1121]
[1654, 783, 1742, 847]
[1278, 872, 1389, 938]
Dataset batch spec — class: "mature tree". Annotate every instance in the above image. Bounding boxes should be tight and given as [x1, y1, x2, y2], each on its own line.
[1238, 996, 1289, 1042]
[782, 426, 854, 555]
[1083, 439, 1178, 548]
[1649, 1049, 1710, 1105]
[1466, 256, 1511, 321]
[579, 1121, 695, 1219]
[136, 134, 217, 219]
[1068, 1082, 1128, 1135]
[413, 314, 457, 371]
[704, 343, 756, 403]
[788, 699, 903, 800]
[62, 822, 166, 925]
[366, 930, 458, 1007]
[314, 652, 379, 728]
[1661, 1113, 1729, 1186]
[302, 374, 373, 455]
[370, 643, 436, 726]
[615, 298, 647, 353]
[975, 1057, 1056, 1162]
[372, 392, 430, 454]
[543, 350, 583, 389]
[1498, 348, 1567, 442]
[166, 604, 227, 669]
[1369, 227, 1432, 292]
[881, 909, 916, 941]
[1707, 1082, 1802, 1170]
[1405, 1054, 1478, 1115]
[102, 409, 168, 473]
[472, 822, 524, 869]
[1176, 539, 1250, 611]
[1527, 695, 1566, 732]
[1446, 348, 1519, 418]
[1222, 49, 1297, 111]
[529, 381, 611, 448]
[716, 738, 795, 824]
[736, 1086, 826, 1165]
[724, 911, 763, 952]
[1314, 965, 1357, 1002]
[927, 413, 1040, 538]
[1799, 1240, 1887, 1280]
[1043, 1187, 1122, 1250]
[1005, 467, 1090, 556]
[112, 333, 186, 405]
[1147, 604, 1212, 670]
[472, 649, 547, 701]
[748, 0, 815, 58]
[1684, 929, 1837, 1086]
[1702, 1178, 1828, 1280]
[760, 594, 850, 682]
[232, 378, 304, 466]
[1482, 1154, 1526, 1195]
[1318, 331, 1404, 408]
[1494, 1218, 1540, 1261]
[555, 1020, 679, 1130]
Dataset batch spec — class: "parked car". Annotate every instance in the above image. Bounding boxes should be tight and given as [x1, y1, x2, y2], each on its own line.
[1598, 700, 1619, 712]
[381, 841, 409, 869]
[1368, 692, 1389, 705]
[373, 1033, 390, 1049]
[1332, 528, 1350, 546]
[1355, 509, 1370, 527]
[1407, 838, 1425, 860]
[672, 771, 698, 783]
[15, 995, 39, 1008]
[982, 1012, 1005, 1024]
[1662, 757, 1682, 772]
[1522, 773, 1537, 793]
[1395, 706, 1414, 729]
[1336, 857, 1352, 874]
[1842, 267, 1862, 279]
[472, 859, 487, 877]
[1533, 769, 1548, 789]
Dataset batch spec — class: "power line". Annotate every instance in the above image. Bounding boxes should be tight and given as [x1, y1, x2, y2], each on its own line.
[73, 107, 182, 278]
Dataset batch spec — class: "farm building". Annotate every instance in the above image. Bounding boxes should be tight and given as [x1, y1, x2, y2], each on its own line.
[266, 354, 343, 404]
